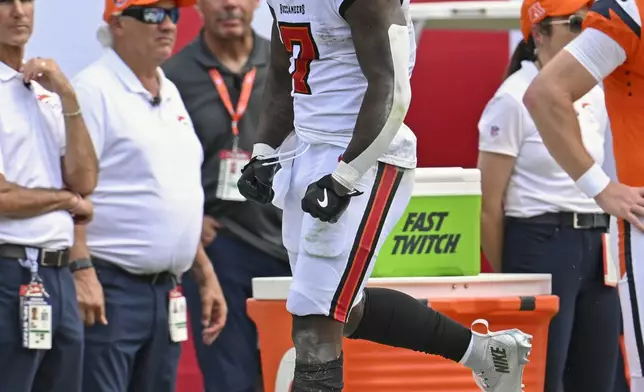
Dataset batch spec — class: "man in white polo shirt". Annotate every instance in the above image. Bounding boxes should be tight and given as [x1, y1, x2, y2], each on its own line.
[0, 1, 98, 391]
[69, 0, 227, 391]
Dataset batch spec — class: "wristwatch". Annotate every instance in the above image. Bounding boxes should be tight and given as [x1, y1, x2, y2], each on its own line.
[69, 258, 94, 273]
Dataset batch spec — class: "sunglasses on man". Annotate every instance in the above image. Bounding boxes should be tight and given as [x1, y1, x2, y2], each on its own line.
[121, 6, 180, 24]
[546, 14, 584, 34]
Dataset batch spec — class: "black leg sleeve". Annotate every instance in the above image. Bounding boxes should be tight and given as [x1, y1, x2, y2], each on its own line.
[347, 287, 472, 362]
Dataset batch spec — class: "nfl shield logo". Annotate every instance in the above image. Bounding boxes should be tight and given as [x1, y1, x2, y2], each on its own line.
[490, 125, 499, 136]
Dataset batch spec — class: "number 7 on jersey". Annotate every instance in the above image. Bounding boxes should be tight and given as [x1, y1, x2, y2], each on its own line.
[278, 22, 319, 95]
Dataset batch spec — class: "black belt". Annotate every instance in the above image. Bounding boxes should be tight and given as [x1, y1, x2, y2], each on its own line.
[93, 258, 175, 285]
[0, 244, 70, 267]
[508, 212, 609, 229]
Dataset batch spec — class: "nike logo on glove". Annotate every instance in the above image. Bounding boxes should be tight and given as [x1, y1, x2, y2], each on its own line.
[318, 188, 328, 208]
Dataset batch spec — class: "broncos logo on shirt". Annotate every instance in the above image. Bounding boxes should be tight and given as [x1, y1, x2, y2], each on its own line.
[584, 0, 644, 186]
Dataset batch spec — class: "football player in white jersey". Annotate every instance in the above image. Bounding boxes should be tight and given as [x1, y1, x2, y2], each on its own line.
[238, 0, 532, 390]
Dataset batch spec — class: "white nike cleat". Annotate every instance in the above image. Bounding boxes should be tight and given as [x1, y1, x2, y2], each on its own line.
[465, 319, 532, 392]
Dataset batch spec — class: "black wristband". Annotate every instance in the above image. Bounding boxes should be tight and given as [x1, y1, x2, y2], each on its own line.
[69, 258, 93, 273]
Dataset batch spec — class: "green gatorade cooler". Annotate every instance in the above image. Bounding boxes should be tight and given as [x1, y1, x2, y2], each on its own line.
[372, 167, 481, 277]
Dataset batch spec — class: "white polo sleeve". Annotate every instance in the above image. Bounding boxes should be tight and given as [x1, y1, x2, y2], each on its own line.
[478, 93, 524, 157]
[72, 82, 106, 158]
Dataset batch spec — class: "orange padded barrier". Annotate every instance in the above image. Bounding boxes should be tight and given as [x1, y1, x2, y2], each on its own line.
[247, 295, 559, 392]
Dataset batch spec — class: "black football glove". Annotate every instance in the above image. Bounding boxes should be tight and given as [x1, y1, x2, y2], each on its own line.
[301, 174, 363, 223]
[237, 156, 278, 204]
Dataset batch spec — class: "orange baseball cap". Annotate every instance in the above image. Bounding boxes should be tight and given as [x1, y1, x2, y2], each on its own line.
[520, 0, 591, 41]
[103, 0, 197, 22]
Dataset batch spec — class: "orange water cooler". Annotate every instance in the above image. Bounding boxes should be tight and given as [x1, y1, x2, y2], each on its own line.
[247, 274, 558, 392]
